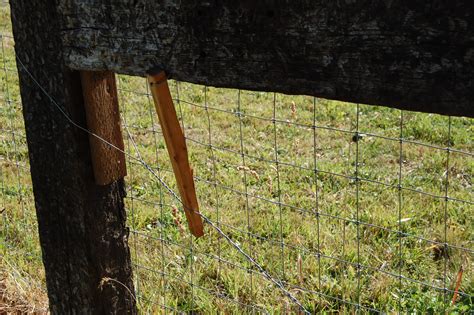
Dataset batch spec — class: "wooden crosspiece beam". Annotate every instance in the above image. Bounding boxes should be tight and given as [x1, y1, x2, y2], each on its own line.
[60, 1, 474, 118]
[147, 71, 204, 237]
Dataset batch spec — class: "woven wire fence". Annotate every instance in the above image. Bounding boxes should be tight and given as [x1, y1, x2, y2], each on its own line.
[1, 3, 473, 313]
[118, 77, 473, 313]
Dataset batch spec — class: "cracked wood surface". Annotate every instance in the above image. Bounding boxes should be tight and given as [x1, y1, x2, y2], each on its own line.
[59, 1, 474, 117]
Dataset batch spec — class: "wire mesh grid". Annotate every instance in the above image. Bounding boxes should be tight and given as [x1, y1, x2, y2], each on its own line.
[118, 77, 473, 313]
[1, 3, 473, 313]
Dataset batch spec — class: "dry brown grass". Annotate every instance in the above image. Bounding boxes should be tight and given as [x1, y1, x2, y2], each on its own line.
[0, 270, 48, 315]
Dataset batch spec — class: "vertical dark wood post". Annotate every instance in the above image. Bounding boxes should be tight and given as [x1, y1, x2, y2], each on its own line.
[9, 1, 137, 314]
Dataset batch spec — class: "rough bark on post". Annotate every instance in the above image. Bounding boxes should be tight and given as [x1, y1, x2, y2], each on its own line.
[9, 1, 137, 314]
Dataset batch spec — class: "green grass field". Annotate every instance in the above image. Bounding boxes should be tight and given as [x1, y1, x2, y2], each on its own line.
[1, 4, 473, 314]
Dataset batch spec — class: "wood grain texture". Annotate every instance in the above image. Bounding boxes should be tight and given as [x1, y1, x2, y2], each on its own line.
[80, 71, 127, 185]
[148, 71, 204, 237]
[10, 1, 137, 313]
[59, 0, 474, 117]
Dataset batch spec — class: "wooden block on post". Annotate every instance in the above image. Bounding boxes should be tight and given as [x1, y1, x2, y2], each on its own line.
[147, 71, 204, 237]
[80, 71, 127, 185]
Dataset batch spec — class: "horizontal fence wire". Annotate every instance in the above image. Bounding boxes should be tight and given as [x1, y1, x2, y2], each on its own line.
[1, 2, 473, 312]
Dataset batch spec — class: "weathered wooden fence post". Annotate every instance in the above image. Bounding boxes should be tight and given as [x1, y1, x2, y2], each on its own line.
[10, 1, 137, 313]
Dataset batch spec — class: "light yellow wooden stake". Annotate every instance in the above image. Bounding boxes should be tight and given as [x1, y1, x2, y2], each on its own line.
[147, 71, 204, 237]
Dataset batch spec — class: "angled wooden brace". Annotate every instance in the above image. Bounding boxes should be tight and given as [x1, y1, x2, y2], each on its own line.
[147, 71, 204, 237]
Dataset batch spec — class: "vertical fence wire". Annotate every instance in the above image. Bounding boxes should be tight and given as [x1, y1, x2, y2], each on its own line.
[145, 77, 167, 312]
[397, 110, 404, 314]
[354, 103, 361, 312]
[203, 86, 223, 278]
[236, 89, 255, 307]
[1, 14, 24, 221]
[272, 93, 286, 282]
[312, 96, 323, 310]
[443, 116, 452, 311]
[175, 81, 196, 313]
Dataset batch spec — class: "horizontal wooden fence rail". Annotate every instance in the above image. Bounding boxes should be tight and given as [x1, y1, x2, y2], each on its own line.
[59, 1, 474, 118]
